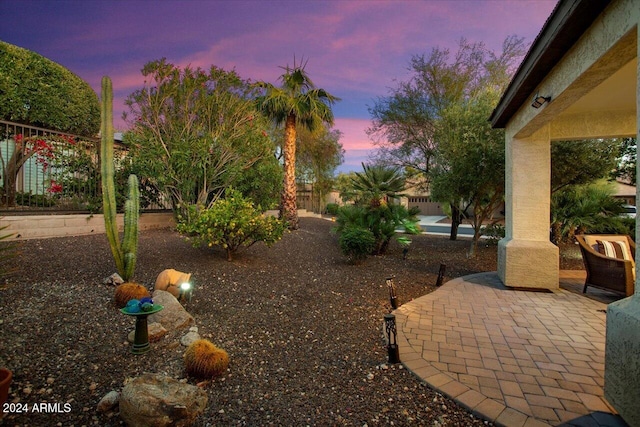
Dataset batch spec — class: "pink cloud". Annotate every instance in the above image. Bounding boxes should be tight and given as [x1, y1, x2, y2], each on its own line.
[4, 0, 557, 165]
[334, 118, 379, 172]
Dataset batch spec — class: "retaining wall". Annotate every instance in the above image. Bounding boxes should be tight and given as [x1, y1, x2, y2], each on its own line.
[0, 212, 175, 240]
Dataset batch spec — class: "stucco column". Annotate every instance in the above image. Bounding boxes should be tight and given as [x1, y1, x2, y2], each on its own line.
[604, 23, 640, 427]
[498, 124, 559, 289]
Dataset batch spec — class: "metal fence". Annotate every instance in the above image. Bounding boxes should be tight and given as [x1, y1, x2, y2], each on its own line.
[0, 120, 170, 214]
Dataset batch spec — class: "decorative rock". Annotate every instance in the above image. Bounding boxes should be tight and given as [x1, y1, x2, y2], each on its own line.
[150, 290, 194, 331]
[119, 374, 207, 427]
[180, 331, 201, 347]
[103, 273, 124, 286]
[96, 390, 120, 413]
[127, 322, 168, 343]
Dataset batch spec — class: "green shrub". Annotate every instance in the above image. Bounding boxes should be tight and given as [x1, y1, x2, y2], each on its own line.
[481, 223, 505, 245]
[338, 225, 376, 264]
[0, 41, 100, 135]
[325, 203, 340, 215]
[14, 192, 56, 207]
[587, 216, 635, 239]
[177, 188, 286, 261]
[334, 203, 420, 257]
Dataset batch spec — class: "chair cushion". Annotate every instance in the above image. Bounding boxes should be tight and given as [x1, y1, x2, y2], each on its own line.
[596, 239, 633, 262]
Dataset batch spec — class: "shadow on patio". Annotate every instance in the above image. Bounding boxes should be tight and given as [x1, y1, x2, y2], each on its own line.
[394, 271, 628, 427]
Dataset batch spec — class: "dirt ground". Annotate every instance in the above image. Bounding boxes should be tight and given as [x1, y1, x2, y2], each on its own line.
[0, 217, 584, 426]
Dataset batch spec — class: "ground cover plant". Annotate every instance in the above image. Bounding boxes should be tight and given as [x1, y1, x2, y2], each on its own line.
[0, 218, 584, 426]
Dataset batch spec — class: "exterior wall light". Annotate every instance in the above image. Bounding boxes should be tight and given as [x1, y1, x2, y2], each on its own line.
[531, 94, 551, 108]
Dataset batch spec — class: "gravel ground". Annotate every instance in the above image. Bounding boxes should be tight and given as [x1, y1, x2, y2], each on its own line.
[0, 217, 583, 426]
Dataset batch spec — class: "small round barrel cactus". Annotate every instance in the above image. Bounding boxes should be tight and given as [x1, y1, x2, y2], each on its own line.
[114, 282, 151, 308]
[184, 339, 229, 379]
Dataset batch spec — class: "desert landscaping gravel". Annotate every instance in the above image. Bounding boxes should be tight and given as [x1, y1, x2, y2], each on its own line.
[1, 216, 564, 426]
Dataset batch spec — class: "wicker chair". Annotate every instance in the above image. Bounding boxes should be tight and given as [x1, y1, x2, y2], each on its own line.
[576, 234, 635, 297]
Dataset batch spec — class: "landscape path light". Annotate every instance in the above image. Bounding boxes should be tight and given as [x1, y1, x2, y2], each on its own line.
[178, 281, 193, 303]
[386, 276, 399, 309]
[436, 264, 447, 287]
[384, 313, 400, 364]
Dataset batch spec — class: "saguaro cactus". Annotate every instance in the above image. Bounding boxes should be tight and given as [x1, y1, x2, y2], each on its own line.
[101, 76, 139, 281]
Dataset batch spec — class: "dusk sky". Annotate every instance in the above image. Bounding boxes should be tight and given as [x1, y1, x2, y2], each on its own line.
[0, 0, 557, 173]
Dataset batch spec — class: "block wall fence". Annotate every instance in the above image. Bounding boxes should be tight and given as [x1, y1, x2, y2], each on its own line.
[0, 212, 175, 240]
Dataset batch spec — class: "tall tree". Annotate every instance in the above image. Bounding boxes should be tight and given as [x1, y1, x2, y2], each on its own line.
[368, 37, 526, 243]
[124, 59, 275, 217]
[612, 137, 637, 185]
[551, 139, 620, 193]
[431, 86, 505, 256]
[256, 60, 340, 229]
[296, 125, 344, 213]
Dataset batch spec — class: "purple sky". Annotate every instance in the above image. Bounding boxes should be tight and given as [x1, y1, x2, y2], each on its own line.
[0, 0, 556, 173]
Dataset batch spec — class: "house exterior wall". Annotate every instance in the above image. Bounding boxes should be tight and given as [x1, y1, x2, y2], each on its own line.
[499, 0, 638, 291]
[406, 196, 445, 216]
[495, 0, 640, 422]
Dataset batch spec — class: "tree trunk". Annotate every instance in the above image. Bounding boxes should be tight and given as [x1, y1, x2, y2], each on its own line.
[449, 203, 462, 241]
[280, 115, 299, 230]
[1, 152, 23, 207]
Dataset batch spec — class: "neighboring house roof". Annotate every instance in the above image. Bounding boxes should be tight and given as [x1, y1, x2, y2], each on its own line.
[490, 0, 611, 128]
[613, 180, 636, 197]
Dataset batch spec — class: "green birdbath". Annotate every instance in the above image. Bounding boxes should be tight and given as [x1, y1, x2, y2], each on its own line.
[120, 304, 164, 354]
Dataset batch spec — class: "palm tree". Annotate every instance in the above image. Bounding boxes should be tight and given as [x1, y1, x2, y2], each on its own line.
[350, 163, 407, 208]
[256, 60, 339, 229]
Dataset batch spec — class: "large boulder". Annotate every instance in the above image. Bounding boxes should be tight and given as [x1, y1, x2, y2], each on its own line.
[150, 290, 194, 331]
[119, 374, 207, 427]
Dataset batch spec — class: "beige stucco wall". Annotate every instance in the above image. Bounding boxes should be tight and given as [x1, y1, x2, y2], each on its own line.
[499, 0, 639, 290]
[505, 0, 638, 141]
[499, 126, 559, 289]
[0, 212, 174, 240]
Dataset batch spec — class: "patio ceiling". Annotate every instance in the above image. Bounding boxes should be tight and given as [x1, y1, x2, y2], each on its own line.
[490, 0, 638, 142]
[559, 57, 636, 116]
[550, 57, 637, 140]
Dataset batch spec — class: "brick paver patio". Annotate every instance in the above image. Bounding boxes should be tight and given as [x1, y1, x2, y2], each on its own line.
[394, 271, 629, 427]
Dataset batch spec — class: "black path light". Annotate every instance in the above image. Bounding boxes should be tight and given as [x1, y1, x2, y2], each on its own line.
[386, 276, 399, 309]
[384, 313, 400, 364]
[436, 264, 446, 287]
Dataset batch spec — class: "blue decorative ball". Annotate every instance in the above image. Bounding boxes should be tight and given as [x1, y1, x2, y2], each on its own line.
[141, 302, 154, 312]
[125, 299, 141, 313]
[139, 297, 153, 305]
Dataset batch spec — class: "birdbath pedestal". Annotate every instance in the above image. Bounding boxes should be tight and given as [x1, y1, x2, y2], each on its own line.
[120, 305, 163, 354]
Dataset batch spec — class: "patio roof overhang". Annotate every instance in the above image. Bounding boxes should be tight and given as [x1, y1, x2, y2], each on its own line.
[490, 0, 611, 129]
